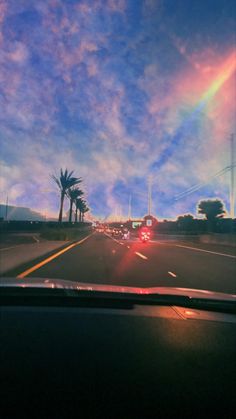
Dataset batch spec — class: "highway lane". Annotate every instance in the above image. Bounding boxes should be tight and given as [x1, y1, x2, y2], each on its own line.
[8, 232, 236, 294]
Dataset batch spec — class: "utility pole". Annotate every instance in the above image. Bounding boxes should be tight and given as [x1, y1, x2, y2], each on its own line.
[128, 195, 132, 220]
[230, 134, 235, 219]
[5, 195, 8, 221]
[114, 206, 117, 222]
[147, 176, 153, 215]
[119, 205, 122, 222]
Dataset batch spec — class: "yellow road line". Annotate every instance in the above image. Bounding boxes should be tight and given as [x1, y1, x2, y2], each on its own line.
[17, 233, 93, 279]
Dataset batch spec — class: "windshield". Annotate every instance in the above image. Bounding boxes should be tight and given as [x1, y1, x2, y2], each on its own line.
[0, 0, 235, 297]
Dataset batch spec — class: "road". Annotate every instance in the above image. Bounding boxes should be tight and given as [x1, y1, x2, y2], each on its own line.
[5, 231, 236, 294]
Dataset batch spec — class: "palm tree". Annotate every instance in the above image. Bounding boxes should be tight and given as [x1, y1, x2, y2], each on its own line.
[67, 187, 84, 223]
[75, 198, 85, 223]
[52, 169, 82, 222]
[81, 205, 89, 222]
[75, 198, 89, 222]
[75, 198, 81, 223]
[79, 200, 89, 222]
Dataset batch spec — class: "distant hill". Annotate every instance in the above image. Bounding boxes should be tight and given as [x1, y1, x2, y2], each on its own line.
[0, 204, 45, 221]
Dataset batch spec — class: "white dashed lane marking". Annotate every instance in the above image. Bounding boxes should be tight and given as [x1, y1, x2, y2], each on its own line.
[106, 233, 148, 260]
[168, 271, 177, 278]
[135, 252, 148, 260]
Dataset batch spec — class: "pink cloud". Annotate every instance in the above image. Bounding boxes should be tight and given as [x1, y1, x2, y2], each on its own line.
[74, 3, 93, 14]
[0, 0, 7, 24]
[0, 69, 21, 97]
[0, 0, 7, 46]
[107, 0, 126, 13]
[7, 42, 28, 63]
[87, 58, 99, 77]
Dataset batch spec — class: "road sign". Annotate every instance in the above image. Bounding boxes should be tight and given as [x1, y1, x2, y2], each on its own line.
[132, 221, 142, 229]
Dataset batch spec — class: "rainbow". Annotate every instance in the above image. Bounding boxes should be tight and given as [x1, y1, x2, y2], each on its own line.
[199, 51, 236, 107]
[151, 52, 236, 170]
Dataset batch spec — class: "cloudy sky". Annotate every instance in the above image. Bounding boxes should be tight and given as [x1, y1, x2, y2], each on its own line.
[0, 0, 235, 220]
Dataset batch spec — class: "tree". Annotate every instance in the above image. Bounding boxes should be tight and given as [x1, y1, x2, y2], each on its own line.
[75, 198, 89, 222]
[81, 204, 89, 222]
[75, 198, 84, 223]
[67, 187, 84, 223]
[52, 169, 82, 222]
[197, 199, 225, 231]
[177, 214, 194, 231]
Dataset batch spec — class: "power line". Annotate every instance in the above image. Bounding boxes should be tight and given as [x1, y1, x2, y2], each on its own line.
[175, 165, 233, 200]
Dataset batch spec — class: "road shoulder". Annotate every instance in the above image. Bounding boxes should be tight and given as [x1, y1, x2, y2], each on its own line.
[0, 241, 70, 276]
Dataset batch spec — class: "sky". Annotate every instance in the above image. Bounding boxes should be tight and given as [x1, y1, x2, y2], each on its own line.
[0, 0, 235, 220]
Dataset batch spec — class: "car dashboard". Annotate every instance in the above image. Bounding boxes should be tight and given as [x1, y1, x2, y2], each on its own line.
[1, 301, 236, 418]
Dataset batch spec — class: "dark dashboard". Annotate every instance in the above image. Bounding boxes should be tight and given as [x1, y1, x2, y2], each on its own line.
[1, 302, 236, 418]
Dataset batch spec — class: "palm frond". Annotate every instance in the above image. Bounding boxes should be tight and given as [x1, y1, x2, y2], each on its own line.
[68, 170, 74, 179]
[51, 174, 62, 190]
[67, 187, 84, 201]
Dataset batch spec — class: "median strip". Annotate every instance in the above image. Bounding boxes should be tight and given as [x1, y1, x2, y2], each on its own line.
[17, 233, 93, 279]
[135, 252, 148, 260]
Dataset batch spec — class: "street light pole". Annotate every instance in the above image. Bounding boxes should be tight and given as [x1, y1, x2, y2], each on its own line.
[230, 134, 235, 219]
[147, 176, 153, 215]
[128, 195, 132, 220]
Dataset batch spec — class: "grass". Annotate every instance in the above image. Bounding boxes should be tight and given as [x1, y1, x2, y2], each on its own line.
[40, 226, 92, 241]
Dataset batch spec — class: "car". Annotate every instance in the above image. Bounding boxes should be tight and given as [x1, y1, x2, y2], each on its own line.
[121, 228, 130, 240]
[96, 227, 104, 233]
[112, 228, 121, 238]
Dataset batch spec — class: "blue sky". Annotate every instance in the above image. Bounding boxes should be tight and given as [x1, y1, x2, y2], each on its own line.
[0, 0, 235, 220]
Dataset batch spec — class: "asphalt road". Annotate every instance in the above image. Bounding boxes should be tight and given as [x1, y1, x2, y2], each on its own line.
[9, 231, 236, 294]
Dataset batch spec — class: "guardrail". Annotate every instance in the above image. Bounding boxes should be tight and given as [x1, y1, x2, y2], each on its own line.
[198, 234, 236, 247]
